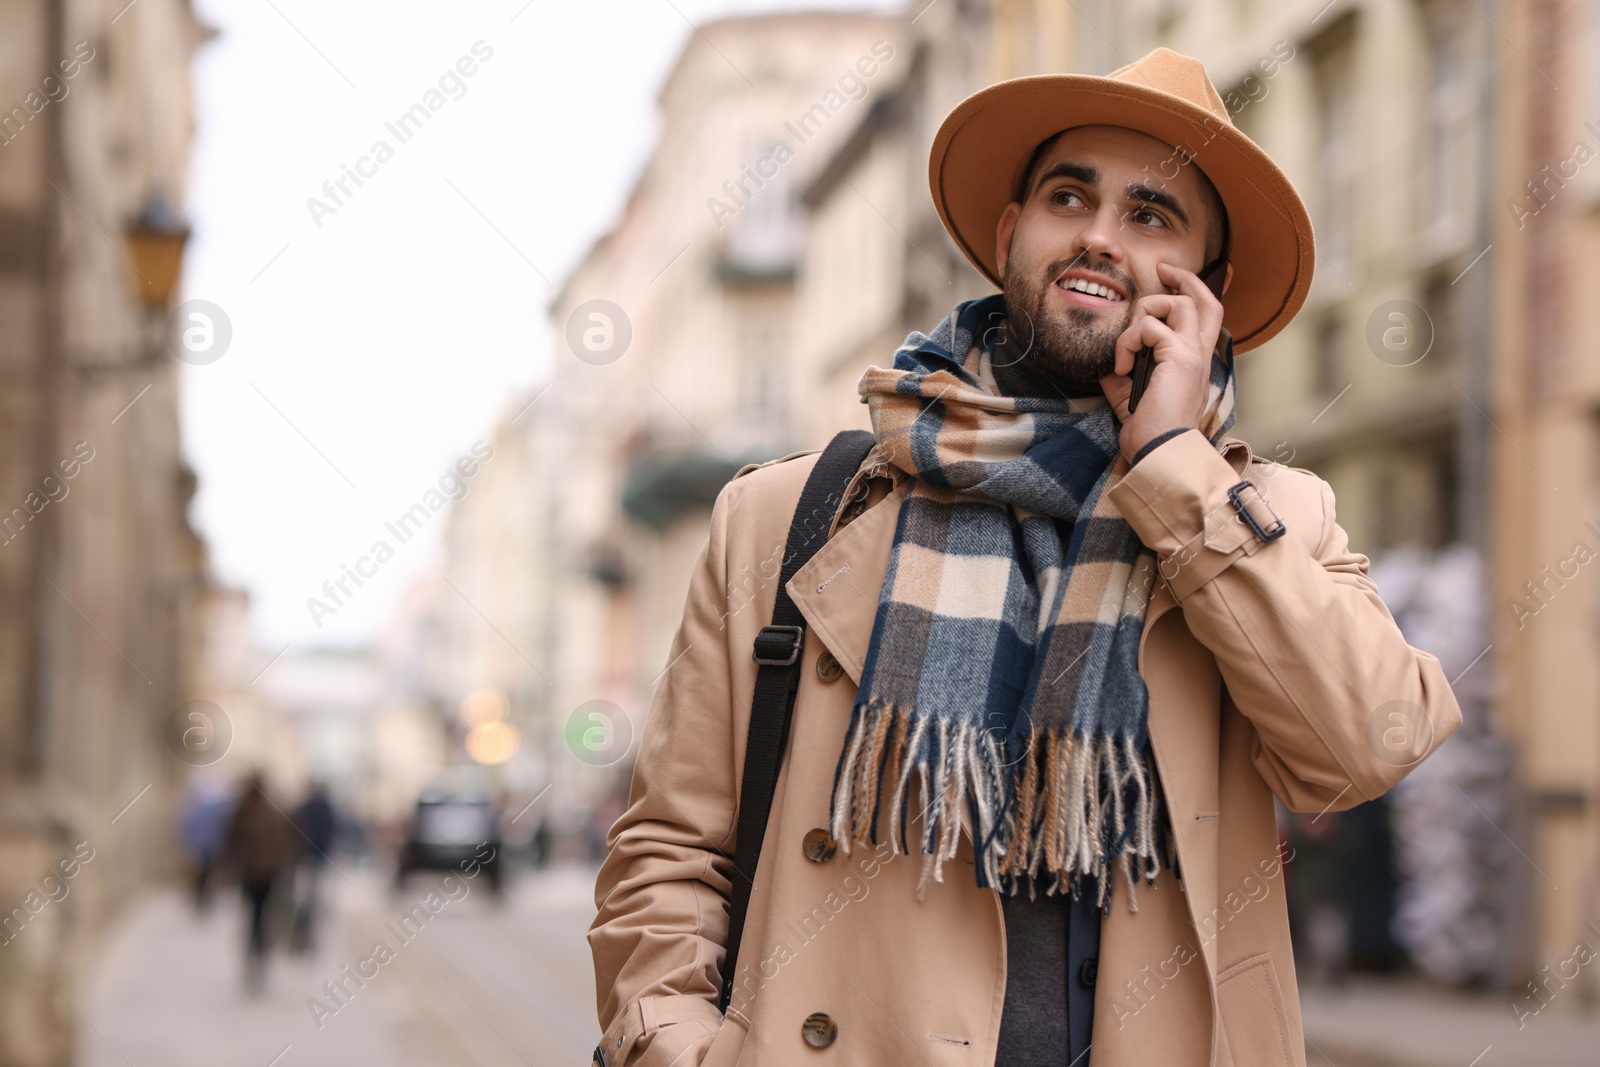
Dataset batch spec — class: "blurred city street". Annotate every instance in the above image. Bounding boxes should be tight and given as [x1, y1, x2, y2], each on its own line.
[71, 861, 1600, 1067]
[4, 0, 1600, 1062]
[76, 863, 601, 1067]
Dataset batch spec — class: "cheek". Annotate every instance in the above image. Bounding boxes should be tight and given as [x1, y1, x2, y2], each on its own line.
[1011, 210, 1073, 268]
[1125, 267, 1153, 301]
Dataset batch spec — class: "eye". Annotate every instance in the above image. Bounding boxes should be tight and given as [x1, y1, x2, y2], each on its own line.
[1129, 205, 1169, 228]
[1049, 186, 1085, 207]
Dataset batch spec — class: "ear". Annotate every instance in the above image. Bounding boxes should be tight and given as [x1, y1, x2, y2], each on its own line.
[1221, 262, 1234, 297]
[994, 202, 1022, 279]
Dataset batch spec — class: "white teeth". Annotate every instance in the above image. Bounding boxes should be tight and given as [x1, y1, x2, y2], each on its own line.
[1060, 277, 1122, 301]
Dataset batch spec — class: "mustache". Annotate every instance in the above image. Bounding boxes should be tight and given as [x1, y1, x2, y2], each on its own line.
[1044, 249, 1134, 297]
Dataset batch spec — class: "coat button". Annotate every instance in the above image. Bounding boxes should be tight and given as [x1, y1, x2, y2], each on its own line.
[815, 649, 844, 682]
[801, 1011, 837, 1048]
[802, 827, 837, 863]
[1080, 957, 1098, 986]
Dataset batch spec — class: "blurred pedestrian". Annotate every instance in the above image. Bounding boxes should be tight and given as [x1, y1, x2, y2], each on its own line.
[531, 816, 552, 869]
[221, 771, 294, 994]
[178, 773, 233, 914]
[289, 781, 337, 955]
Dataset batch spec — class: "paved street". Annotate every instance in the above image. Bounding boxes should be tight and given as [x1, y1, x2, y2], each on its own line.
[1301, 976, 1600, 1067]
[76, 862, 1600, 1067]
[76, 862, 603, 1067]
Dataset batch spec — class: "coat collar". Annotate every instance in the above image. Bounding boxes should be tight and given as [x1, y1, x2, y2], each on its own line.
[785, 436, 1251, 932]
[783, 437, 1256, 684]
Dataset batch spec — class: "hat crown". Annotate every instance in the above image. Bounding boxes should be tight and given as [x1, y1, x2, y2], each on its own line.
[927, 47, 1315, 353]
[1107, 47, 1231, 128]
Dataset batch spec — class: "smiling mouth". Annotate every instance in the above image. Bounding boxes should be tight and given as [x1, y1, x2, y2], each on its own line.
[1054, 275, 1127, 309]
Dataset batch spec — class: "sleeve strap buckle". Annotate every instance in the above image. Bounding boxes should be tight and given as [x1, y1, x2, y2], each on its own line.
[1227, 480, 1287, 543]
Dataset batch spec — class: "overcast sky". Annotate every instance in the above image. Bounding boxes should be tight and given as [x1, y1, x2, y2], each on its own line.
[182, 0, 900, 649]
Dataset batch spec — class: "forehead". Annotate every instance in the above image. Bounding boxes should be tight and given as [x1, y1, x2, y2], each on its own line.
[1031, 124, 1204, 202]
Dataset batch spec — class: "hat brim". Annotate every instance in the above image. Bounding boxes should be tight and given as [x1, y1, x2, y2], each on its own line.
[929, 75, 1315, 353]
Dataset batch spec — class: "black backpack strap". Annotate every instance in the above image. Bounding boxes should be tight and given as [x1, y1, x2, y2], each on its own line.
[717, 428, 877, 1015]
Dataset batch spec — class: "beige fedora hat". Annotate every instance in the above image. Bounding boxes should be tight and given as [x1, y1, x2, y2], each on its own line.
[928, 47, 1314, 353]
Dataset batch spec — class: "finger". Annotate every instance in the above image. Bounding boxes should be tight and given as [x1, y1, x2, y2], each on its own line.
[1099, 367, 1131, 417]
[1170, 298, 1203, 358]
[1157, 261, 1224, 338]
[1156, 260, 1213, 307]
[1113, 315, 1155, 376]
[1114, 315, 1173, 375]
[1135, 292, 1199, 347]
[1134, 317, 1179, 359]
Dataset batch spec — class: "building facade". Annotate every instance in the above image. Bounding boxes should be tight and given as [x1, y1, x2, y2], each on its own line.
[1490, 0, 1600, 995]
[0, 0, 213, 1063]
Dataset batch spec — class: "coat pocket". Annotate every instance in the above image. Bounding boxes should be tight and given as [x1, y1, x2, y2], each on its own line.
[1215, 952, 1295, 1067]
[698, 1006, 750, 1067]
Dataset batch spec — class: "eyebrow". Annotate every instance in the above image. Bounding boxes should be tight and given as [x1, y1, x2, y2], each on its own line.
[1031, 159, 1193, 231]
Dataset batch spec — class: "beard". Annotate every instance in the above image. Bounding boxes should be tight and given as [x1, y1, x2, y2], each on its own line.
[997, 253, 1135, 387]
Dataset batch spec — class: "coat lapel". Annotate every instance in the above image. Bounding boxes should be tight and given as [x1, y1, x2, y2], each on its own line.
[786, 475, 1188, 698]
[786, 476, 906, 687]
[785, 439, 1253, 989]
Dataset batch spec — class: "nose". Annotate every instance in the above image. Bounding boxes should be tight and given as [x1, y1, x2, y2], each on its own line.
[1074, 201, 1126, 269]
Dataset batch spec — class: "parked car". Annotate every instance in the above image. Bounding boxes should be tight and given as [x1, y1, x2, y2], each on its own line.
[394, 790, 502, 896]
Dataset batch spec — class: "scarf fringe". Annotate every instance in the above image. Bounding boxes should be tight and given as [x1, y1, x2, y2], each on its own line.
[827, 295, 1225, 910]
[829, 699, 1170, 908]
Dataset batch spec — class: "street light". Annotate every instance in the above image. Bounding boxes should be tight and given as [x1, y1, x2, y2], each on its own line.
[466, 721, 520, 766]
[125, 193, 191, 308]
[460, 687, 509, 726]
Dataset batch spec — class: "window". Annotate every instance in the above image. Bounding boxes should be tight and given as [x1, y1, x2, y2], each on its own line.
[1421, 1, 1477, 246]
[1374, 439, 1458, 550]
[1425, 446, 1460, 548]
[1313, 311, 1345, 399]
[1314, 53, 1359, 276]
[738, 314, 787, 431]
[1421, 270, 1461, 368]
[727, 137, 797, 271]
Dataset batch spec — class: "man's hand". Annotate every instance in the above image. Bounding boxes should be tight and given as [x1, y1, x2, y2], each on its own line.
[1099, 260, 1225, 460]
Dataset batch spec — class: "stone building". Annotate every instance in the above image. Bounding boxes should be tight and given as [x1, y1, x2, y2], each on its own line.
[0, 0, 212, 1062]
[791, 0, 1080, 443]
[1490, 0, 1600, 997]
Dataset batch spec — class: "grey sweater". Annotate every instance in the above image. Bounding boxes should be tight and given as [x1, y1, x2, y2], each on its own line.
[995, 879, 1101, 1065]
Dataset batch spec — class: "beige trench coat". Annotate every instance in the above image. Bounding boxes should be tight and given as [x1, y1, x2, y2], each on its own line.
[589, 428, 1462, 1067]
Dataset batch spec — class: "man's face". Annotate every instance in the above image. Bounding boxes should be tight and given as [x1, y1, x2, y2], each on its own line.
[993, 124, 1221, 387]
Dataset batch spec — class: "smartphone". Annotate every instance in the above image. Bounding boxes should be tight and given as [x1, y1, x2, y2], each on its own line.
[1127, 256, 1229, 415]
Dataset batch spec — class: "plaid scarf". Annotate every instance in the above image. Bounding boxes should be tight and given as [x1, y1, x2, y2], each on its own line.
[827, 293, 1237, 908]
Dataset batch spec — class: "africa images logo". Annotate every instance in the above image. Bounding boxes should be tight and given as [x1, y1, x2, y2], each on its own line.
[564, 700, 633, 767]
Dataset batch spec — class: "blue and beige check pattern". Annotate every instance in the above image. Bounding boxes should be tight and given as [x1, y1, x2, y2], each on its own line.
[827, 293, 1238, 907]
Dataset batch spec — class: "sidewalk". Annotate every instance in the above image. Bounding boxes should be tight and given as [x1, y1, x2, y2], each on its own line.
[77, 883, 415, 1067]
[1300, 976, 1600, 1067]
[75, 862, 603, 1067]
[80, 869, 1598, 1066]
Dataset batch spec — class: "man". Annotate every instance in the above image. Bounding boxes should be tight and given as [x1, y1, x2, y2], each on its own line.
[589, 48, 1462, 1067]
[289, 781, 337, 954]
[221, 771, 295, 994]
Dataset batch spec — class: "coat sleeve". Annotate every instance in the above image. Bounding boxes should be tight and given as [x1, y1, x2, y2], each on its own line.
[1106, 429, 1464, 813]
[588, 477, 742, 1066]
